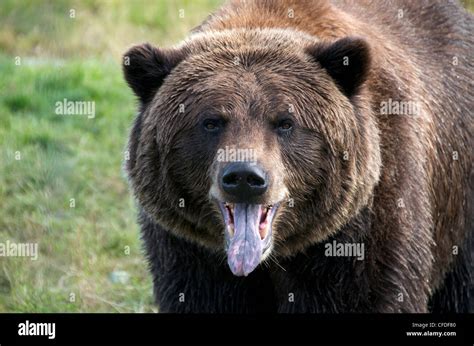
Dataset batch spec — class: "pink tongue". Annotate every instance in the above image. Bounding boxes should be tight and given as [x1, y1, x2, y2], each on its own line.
[227, 203, 262, 276]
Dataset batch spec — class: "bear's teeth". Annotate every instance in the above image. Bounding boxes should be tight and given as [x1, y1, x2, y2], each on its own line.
[228, 223, 235, 237]
[224, 203, 235, 227]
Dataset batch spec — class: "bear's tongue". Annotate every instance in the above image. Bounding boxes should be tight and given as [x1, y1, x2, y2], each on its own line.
[227, 203, 262, 277]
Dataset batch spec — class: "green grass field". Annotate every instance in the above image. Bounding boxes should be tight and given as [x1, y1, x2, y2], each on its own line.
[0, 56, 153, 312]
[0, 0, 222, 312]
[0, 0, 472, 313]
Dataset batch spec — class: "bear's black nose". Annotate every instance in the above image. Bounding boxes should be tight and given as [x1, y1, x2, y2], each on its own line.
[221, 162, 268, 201]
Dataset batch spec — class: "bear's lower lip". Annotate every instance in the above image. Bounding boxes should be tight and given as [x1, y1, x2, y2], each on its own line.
[218, 202, 278, 276]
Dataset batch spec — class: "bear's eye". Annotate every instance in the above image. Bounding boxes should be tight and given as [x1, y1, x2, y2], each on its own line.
[277, 119, 294, 132]
[203, 119, 221, 132]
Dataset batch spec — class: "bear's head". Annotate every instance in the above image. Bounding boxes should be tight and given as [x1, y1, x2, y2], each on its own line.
[123, 29, 381, 276]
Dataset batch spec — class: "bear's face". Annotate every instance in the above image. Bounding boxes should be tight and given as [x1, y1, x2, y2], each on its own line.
[124, 30, 381, 276]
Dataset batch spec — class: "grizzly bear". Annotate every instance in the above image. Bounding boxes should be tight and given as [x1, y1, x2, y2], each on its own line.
[122, 0, 473, 313]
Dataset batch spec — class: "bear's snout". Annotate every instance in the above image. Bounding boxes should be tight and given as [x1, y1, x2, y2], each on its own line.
[221, 162, 268, 203]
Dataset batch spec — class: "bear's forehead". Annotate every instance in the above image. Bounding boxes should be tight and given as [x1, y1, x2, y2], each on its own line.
[179, 28, 318, 58]
[155, 28, 328, 99]
[148, 28, 344, 127]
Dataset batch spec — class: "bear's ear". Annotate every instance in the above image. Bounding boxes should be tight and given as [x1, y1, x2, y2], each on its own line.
[123, 43, 187, 104]
[306, 37, 371, 97]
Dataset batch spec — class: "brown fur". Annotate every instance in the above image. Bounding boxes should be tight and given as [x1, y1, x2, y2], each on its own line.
[123, 0, 473, 312]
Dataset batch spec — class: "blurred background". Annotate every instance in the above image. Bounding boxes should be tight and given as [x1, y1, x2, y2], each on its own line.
[0, 0, 472, 312]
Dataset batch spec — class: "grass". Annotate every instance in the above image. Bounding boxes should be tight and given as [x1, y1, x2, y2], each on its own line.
[0, 0, 223, 312]
[0, 55, 154, 312]
[0, 0, 222, 59]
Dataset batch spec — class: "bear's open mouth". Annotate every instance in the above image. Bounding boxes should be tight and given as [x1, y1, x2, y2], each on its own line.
[222, 203, 275, 240]
[218, 202, 279, 276]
